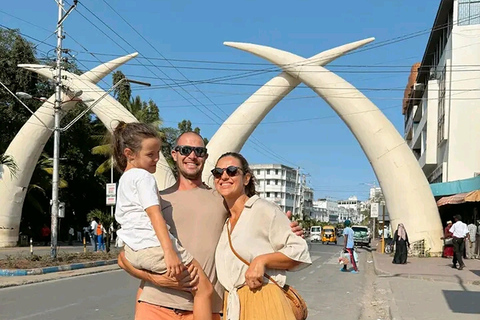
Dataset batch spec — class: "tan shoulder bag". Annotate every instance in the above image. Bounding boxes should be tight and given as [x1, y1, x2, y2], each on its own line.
[227, 224, 308, 320]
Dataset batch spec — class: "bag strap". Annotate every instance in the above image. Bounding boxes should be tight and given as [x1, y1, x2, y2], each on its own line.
[226, 219, 284, 291]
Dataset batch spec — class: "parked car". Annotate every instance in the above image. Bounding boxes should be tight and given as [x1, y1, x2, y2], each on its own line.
[352, 225, 371, 247]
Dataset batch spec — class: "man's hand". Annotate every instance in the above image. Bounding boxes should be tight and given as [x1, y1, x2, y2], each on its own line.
[286, 210, 304, 237]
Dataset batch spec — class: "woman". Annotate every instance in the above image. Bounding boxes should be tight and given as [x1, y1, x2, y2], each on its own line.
[213, 152, 311, 320]
[392, 223, 410, 264]
[442, 220, 454, 258]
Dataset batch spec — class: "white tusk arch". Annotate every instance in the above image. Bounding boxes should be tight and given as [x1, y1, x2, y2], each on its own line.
[224, 41, 443, 254]
[0, 54, 175, 247]
[204, 38, 374, 186]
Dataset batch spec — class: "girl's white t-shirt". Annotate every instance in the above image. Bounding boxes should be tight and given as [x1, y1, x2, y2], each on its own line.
[115, 168, 161, 251]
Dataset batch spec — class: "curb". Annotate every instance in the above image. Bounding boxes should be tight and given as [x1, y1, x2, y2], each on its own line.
[0, 259, 118, 276]
[371, 252, 480, 286]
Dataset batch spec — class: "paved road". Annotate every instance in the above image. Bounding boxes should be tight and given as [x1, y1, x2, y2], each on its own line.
[0, 238, 373, 320]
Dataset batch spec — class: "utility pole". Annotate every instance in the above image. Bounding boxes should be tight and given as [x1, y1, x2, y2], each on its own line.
[50, 0, 64, 259]
[51, 0, 77, 259]
[292, 167, 300, 217]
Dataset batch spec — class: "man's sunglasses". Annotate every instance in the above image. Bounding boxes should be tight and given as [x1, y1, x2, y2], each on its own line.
[174, 145, 208, 157]
[211, 166, 243, 179]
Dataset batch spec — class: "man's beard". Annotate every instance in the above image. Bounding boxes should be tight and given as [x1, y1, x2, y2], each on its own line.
[178, 166, 202, 180]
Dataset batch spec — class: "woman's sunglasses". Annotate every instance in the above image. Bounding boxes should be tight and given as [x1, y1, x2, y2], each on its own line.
[211, 166, 243, 179]
[174, 145, 208, 157]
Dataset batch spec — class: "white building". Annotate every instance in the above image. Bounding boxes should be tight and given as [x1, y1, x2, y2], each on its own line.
[403, 0, 480, 184]
[251, 164, 313, 217]
[337, 196, 361, 223]
[312, 198, 339, 223]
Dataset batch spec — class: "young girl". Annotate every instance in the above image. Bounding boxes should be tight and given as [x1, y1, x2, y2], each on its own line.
[112, 121, 212, 319]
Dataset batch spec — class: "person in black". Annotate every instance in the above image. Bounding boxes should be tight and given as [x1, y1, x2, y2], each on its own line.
[392, 223, 410, 264]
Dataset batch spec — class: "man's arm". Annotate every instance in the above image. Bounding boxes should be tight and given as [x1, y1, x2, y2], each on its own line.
[117, 251, 199, 292]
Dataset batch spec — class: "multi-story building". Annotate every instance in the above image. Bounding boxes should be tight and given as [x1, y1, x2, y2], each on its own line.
[251, 164, 313, 217]
[337, 196, 361, 223]
[403, 0, 480, 184]
[312, 198, 339, 223]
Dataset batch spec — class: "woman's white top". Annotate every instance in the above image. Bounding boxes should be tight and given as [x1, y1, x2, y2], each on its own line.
[115, 168, 162, 251]
[215, 195, 311, 320]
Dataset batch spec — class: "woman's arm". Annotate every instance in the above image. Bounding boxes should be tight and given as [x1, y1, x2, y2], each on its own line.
[245, 253, 300, 289]
[117, 251, 199, 292]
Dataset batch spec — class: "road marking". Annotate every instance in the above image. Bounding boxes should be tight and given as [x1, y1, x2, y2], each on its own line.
[309, 270, 315, 274]
[11, 302, 80, 320]
[310, 255, 321, 263]
[317, 264, 322, 269]
[300, 277, 306, 281]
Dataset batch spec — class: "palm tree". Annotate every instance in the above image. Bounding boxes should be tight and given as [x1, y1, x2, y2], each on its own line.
[0, 153, 19, 178]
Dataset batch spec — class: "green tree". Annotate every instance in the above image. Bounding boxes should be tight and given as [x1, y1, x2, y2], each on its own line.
[0, 29, 45, 152]
[0, 153, 18, 178]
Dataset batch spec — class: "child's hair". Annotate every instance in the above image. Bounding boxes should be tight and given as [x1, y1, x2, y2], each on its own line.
[112, 121, 160, 172]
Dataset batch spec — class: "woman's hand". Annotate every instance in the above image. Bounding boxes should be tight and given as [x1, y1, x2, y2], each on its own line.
[245, 256, 266, 290]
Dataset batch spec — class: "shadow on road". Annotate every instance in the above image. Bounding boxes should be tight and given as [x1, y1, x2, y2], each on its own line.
[442, 290, 480, 314]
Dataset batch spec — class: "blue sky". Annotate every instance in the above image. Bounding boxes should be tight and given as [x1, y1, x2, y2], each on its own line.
[1, 0, 440, 200]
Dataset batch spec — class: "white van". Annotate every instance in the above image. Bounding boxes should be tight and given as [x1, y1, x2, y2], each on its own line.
[310, 226, 322, 242]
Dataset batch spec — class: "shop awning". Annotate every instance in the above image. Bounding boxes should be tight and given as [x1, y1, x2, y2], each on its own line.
[430, 176, 480, 197]
[436, 190, 480, 207]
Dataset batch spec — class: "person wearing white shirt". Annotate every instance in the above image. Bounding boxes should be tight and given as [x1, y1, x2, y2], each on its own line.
[449, 215, 469, 270]
[476, 221, 480, 259]
[90, 219, 98, 251]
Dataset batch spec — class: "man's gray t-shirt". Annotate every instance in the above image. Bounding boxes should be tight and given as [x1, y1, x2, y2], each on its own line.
[343, 227, 355, 249]
[139, 186, 228, 313]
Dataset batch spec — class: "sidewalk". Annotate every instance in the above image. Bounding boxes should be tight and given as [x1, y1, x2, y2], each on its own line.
[372, 248, 480, 286]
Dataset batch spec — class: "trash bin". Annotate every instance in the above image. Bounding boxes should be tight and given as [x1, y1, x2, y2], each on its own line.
[19, 235, 28, 246]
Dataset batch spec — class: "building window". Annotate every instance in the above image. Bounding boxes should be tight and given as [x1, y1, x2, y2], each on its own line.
[275, 180, 279, 185]
[275, 192, 279, 198]
[267, 169, 270, 174]
[437, 67, 446, 145]
[458, 0, 480, 26]
[257, 170, 261, 175]
[275, 169, 279, 175]
[266, 192, 270, 197]
[267, 180, 270, 185]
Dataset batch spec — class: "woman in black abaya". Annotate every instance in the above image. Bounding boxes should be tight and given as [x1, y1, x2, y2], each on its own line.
[392, 223, 410, 264]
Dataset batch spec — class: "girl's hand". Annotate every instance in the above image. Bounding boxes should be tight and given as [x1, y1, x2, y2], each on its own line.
[164, 249, 185, 277]
[245, 256, 265, 290]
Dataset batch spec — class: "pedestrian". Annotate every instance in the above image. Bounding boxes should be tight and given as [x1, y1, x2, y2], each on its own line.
[213, 152, 311, 320]
[466, 220, 477, 259]
[41, 224, 50, 246]
[341, 219, 359, 273]
[113, 121, 213, 320]
[449, 215, 469, 270]
[117, 131, 303, 320]
[90, 218, 98, 251]
[96, 222, 106, 251]
[76, 229, 82, 242]
[392, 223, 410, 264]
[68, 226, 74, 245]
[442, 220, 454, 258]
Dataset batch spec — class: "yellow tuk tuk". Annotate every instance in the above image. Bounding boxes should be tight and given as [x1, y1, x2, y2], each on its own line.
[322, 225, 337, 245]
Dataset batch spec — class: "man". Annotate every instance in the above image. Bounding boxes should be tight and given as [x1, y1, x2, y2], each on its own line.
[89, 218, 98, 252]
[341, 219, 358, 274]
[68, 226, 74, 245]
[449, 215, 469, 270]
[466, 220, 477, 259]
[118, 132, 302, 320]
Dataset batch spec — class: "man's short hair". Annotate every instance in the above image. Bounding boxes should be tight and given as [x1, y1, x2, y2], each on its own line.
[175, 131, 204, 147]
[454, 215, 462, 221]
